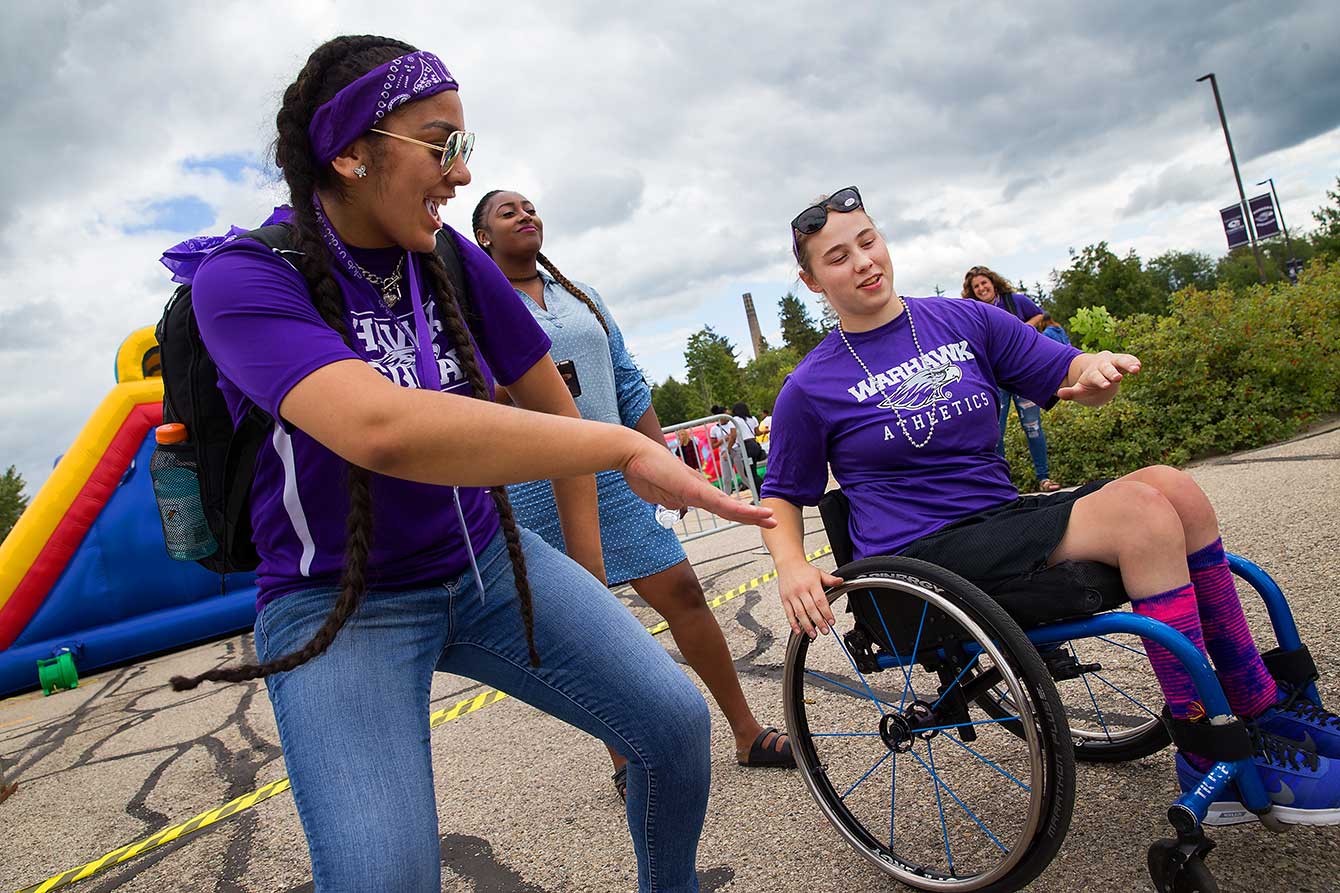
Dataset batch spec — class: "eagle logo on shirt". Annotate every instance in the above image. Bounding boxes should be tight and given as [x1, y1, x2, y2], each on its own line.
[878, 362, 962, 411]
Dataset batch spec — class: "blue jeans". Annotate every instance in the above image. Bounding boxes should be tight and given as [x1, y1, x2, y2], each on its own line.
[255, 527, 711, 892]
[996, 388, 1050, 480]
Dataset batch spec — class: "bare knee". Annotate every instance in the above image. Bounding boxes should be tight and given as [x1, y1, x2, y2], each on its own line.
[1123, 465, 1218, 544]
[1101, 480, 1187, 557]
[635, 566, 708, 620]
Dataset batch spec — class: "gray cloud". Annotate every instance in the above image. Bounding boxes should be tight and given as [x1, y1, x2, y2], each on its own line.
[1121, 162, 1225, 217]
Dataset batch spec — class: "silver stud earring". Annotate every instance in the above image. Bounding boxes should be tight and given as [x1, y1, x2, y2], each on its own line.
[354, 165, 367, 178]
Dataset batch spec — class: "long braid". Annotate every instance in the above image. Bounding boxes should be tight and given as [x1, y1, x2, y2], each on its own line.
[171, 35, 414, 691]
[421, 249, 540, 666]
[536, 252, 609, 335]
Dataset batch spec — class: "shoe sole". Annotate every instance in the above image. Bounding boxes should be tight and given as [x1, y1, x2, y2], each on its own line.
[1202, 800, 1340, 826]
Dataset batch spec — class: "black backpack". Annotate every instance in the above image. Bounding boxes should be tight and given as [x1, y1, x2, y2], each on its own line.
[155, 224, 472, 573]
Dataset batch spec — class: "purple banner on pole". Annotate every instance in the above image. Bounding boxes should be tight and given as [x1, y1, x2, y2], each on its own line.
[1220, 203, 1249, 249]
[1249, 193, 1280, 238]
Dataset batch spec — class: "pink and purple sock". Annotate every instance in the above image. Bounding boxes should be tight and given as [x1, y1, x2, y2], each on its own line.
[1188, 538, 1278, 719]
[1132, 583, 1208, 721]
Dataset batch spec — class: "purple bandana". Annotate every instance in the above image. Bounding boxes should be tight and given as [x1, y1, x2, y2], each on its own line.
[307, 50, 458, 165]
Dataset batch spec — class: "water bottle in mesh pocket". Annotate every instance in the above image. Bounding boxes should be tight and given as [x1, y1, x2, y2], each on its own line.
[150, 424, 219, 562]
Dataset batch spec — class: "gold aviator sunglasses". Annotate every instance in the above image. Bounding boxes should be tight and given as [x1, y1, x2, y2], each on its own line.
[370, 128, 476, 174]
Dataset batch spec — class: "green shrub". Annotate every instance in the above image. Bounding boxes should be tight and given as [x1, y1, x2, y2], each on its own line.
[1067, 305, 1122, 352]
[1004, 258, 1340, 488]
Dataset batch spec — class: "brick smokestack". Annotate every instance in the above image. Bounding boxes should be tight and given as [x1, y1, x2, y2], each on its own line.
[742, 292, 764, 359]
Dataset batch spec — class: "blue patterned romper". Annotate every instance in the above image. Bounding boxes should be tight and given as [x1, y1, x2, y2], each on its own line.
[505, 271, 687, 585]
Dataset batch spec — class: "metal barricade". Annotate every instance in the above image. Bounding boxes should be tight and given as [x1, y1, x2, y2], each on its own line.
[661, 414, 764, 544]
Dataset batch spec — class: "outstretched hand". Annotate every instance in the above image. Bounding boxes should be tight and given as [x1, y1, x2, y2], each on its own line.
[622, 440, 776, 528]
[1057, 351, 1141, 406]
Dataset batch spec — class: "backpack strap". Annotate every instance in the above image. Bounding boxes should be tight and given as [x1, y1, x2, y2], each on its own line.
[212, 224, 296, 571]
[1003, 291, 1019, 319]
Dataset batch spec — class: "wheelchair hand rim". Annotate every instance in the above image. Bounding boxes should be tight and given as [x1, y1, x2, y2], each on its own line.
[784, 573, 1051, 891]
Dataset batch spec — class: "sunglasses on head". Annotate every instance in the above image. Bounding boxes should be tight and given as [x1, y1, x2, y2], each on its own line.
[791, 186, 863, 237]
[370, 128, 476, 174]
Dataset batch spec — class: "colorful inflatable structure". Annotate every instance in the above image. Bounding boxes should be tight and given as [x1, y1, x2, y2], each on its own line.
[0, 328, 257, 697]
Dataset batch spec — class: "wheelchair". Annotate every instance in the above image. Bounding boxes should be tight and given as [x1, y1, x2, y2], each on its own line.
[783, 489, 1323, 893]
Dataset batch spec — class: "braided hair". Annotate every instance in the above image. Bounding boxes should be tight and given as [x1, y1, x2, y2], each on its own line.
[171, 36, 537, 691]
[471, 190, 608, 334]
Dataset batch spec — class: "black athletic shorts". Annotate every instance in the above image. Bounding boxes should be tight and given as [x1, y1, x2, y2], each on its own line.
[897, 480, 1112, 589]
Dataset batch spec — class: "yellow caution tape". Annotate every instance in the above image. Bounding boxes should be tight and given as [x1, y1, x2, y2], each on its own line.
[15, 544, 831, 893]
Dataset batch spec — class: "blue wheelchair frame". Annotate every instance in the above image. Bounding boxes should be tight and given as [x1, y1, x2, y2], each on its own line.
[868, 552, 1318, 833]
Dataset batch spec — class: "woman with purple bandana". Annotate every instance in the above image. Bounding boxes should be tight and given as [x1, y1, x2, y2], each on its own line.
[174, 36, 773, 892]
[760, 186, 1340, 826]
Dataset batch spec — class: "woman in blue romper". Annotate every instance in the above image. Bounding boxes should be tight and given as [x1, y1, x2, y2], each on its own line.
[472, 190, 795, 797]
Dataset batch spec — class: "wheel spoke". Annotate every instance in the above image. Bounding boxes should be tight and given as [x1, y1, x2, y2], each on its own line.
[804, 668, 898, 712]
[931, 652, 984, 713]
[922, 740, 955, 872]
[1090, 671, 1160, 720]
[889, 752, 897, 849]
[841, 747, 896, 800]
[867, 592, 922, 704]
[1095, 634, 1147, 659]
[939, 730, 1032, 792]
[824, 633, 893, 717]
[913, 715, 1026, 735]
[1069, 640, 1112, 741]
[900, 601, 931, 710]
[812, 731, 884, 738]
[912, 742, 1010, 857]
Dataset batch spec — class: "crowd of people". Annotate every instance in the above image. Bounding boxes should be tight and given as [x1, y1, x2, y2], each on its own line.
[168, 34, 1339, 892]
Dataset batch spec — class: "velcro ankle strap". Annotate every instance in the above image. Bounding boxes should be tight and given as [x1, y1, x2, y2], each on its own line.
[1261, 644, 1318, 689]
[1162, 706, 1254, 762]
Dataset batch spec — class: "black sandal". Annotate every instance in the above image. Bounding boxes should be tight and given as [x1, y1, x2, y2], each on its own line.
[738, 726, 796, 768]
[612, 765, 628, 802]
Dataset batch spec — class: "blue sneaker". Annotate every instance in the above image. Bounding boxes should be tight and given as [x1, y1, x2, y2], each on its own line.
[1254, 688, 1340, 760]
[1175, 730, 1340, 826]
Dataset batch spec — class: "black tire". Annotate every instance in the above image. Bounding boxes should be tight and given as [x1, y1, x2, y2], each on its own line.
[784, 556, 1076, 893]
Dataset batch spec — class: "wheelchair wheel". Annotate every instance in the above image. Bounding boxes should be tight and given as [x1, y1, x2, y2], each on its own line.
[976, 615, 1171, 763]
[784, 556, 1075, 893]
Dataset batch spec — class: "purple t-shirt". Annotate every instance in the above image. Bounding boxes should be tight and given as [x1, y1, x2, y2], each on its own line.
[191, 226, 552, 607]
[996, 292, 1043, 323]
[760, 297, 1080, 558]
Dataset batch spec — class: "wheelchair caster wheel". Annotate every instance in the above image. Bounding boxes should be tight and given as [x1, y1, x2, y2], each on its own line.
[1148, 838, 1219, 893]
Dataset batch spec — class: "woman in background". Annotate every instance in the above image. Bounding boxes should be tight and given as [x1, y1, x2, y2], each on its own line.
[472, 190, 794, 799]
[964, 265, 1062, 492]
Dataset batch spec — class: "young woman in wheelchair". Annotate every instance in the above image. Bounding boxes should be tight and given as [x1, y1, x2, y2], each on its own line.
[758, 185, 1340, 822]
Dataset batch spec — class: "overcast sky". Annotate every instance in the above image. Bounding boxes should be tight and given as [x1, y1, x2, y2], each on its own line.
[2, 0, 1338, 492]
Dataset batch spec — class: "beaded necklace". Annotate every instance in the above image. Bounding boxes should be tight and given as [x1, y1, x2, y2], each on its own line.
[836, 300, 938, 449]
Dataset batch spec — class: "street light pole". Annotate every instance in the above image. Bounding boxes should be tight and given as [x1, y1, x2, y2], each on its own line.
[1197, 72, 1267, 284]
[1258, 176, 1297, 278]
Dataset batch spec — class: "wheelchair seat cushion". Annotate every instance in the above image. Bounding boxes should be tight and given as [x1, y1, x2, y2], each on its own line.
[987, 560, 1129, 628]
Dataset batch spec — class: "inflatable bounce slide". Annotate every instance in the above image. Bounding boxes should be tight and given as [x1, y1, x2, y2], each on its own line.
[0, 328, 257, 697]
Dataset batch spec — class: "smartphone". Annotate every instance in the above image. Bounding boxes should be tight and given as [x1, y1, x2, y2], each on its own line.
[556, 359, 581, 398]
